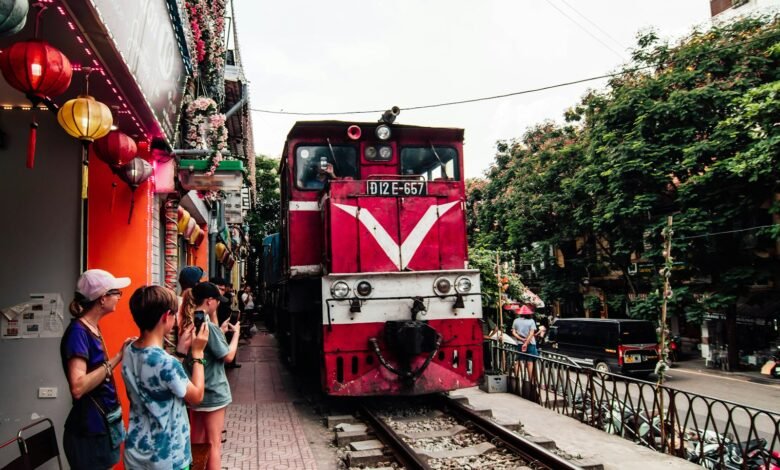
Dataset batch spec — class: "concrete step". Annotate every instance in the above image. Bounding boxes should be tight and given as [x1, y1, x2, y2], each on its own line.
[327, 414, 358, 429]
[347, 449, 386, 467]
[334, 423, 368, 433]
[349, 439, 385, 452]
[526, 435, 556, 450]
[572, 458, 604, 470]
[336, 430, 373, 446]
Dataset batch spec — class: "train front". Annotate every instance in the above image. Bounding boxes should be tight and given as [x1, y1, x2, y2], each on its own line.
[292, 119, 484, 396]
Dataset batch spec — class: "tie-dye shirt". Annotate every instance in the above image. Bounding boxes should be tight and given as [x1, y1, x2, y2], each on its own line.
[122, 344, 191, 470]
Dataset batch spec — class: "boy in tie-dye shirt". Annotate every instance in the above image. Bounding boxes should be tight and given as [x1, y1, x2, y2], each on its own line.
[122, 286, 209, 469]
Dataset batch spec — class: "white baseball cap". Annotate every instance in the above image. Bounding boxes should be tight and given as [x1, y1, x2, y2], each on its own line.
[76, 269, 131, 301]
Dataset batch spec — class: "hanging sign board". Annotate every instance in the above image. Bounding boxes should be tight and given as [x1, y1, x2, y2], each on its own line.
[224, 191, 244, 224]
[89, 0, 188, 142]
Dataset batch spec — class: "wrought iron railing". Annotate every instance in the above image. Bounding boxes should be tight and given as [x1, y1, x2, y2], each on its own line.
[484, 340, 780, 469]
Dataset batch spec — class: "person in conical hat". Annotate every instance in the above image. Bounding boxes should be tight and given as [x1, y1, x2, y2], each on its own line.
[510, 304, 538, 379]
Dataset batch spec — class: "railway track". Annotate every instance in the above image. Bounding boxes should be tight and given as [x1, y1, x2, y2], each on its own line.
[333, 394, 583, 469]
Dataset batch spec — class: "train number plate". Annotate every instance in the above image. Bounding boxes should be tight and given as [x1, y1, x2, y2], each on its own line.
[366, 180, 427, 196]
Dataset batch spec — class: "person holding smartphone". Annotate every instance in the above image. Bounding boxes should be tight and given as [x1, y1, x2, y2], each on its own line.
[122, 286, 209, 469]
[187, 282, 239, 470]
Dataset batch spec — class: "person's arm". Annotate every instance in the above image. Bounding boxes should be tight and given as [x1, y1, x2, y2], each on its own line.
[184, 321, 210, 404]
[222, 321, 241, 363]
[67, 336, 135, 400]
[522, 323, 536, 350]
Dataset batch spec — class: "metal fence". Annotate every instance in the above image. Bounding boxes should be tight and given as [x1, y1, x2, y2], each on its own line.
[485, 340, 780, 469]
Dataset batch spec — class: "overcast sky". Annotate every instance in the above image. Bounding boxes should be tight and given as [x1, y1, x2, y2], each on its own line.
[233, 1, 711, 178]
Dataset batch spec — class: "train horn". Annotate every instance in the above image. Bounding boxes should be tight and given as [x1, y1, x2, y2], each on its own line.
[380, 106, 400, 124]
[347, 125, 362, 140]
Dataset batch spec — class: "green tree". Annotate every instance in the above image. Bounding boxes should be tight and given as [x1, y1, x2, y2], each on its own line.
[467, 15, 780, 368]
[246, 154, 281, 241]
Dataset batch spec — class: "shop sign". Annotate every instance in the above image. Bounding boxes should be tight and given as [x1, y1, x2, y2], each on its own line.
[90, 0, 187, 142]
[224, 191, 244, 224]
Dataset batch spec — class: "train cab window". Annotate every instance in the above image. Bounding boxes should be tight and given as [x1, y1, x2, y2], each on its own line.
[295, 145, 358, 190]
[400, 146, 460, 181]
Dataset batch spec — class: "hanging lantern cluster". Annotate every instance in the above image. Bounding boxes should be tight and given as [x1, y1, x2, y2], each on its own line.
[0, 0, 29, 37]
[0, 5, 155, 224]
[176, 207, 204, 247]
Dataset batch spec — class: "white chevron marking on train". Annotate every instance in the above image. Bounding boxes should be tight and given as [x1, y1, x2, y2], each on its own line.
[333, 200, 459, 269]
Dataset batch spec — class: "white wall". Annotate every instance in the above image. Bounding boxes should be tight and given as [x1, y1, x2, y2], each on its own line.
[0, 109, 82, 467]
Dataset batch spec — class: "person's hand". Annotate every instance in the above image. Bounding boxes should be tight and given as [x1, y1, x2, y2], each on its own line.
[113, 336, 139, 365]
[177, 325, 194, 356]
[191, 322, 210, 357]
[521, 344, 528, 352]
[220, 319, 231, 333]
[226, 321, 240, 333]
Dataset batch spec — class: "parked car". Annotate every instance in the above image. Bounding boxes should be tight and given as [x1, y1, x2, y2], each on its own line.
[543, 318, 659, 378]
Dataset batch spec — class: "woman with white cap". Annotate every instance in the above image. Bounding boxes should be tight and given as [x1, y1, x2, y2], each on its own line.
[59, 269, 136, 469]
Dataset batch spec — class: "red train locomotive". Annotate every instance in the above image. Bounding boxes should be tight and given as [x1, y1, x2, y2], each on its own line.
[266, 112, 483, 396]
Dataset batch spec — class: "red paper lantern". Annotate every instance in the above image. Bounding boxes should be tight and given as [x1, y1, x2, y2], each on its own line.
[93, 130, 137, 168]
[0, 39, 72, 101]
[0, 39, 72, 169]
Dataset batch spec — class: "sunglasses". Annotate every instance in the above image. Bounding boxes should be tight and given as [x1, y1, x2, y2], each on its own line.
[105, 289, 123, 298]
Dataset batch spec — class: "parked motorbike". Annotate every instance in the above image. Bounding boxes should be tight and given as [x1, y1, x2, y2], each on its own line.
[686, 429, 778, 469]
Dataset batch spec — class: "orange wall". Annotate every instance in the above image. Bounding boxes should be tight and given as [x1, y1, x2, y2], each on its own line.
[192, 225, 209, 275]
[86, 156, 152, 464]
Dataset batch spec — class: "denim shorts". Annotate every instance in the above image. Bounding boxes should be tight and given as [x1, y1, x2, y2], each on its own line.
[63, 429, 119, 470]
[524, 344, 539, 362]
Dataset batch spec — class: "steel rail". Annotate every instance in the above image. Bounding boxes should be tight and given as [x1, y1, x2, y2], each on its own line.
[433, 394, 583, 470]
[357, 404, 432, 470]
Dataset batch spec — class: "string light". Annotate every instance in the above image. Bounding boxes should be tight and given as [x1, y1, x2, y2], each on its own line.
[50, 0, 145, 137]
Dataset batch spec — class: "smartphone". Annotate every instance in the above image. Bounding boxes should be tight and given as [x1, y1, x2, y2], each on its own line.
[194, 310, 205, 334]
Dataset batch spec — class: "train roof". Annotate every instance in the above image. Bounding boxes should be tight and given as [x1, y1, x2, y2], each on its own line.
[286, 120, 464, 141]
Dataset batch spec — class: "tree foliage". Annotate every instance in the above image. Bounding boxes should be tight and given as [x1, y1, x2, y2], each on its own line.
[246, 155, 281, 243]
[467, 15, 780, 323]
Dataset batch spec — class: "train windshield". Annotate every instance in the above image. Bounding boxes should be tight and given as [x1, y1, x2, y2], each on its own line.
[400, 146, 460, 181]
[295, 145, 358, 190]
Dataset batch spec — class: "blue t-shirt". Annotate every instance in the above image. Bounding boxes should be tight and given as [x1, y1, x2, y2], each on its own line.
[60, 319, 120, 435]
[512, 317, 537, 345]
[122, 344, 191, 470]
[187, 320, 232, 409]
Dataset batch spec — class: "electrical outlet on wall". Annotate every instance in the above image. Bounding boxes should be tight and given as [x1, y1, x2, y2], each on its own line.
[38, 387, 57, 399]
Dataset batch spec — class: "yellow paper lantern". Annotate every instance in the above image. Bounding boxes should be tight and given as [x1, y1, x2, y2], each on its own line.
[177, 208, 191, 234]
[215, 242, 227, 262]
[57, 94, 113, 142]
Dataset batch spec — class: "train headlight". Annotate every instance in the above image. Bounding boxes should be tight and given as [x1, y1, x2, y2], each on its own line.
[375, 124, 391, 140]
[364, 146, 377, 160]
[378, 145, 392, 160]
[434, 277, 452, 296]
[331, 281, 350, 299]
[356, 280, 372, 297]
[455, 276, 472, 293]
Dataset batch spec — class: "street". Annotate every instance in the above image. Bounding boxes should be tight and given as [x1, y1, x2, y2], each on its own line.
[664, 365, 780, 414]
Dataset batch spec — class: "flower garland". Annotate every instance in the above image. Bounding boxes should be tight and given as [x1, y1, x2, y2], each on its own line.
[184, 96, 229, 176]
[184, 0, 227, 96]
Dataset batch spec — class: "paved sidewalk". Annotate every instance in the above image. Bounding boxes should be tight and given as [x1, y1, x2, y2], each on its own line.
[451, 386, 699, 470]
[223, 329, 318, 470]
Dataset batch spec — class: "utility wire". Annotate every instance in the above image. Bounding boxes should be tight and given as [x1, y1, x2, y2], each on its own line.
[543, 0, 627, 61]
[678, 224, 779, 240]
[558, 0, 628, 52]
[249, 30, 780, 116]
